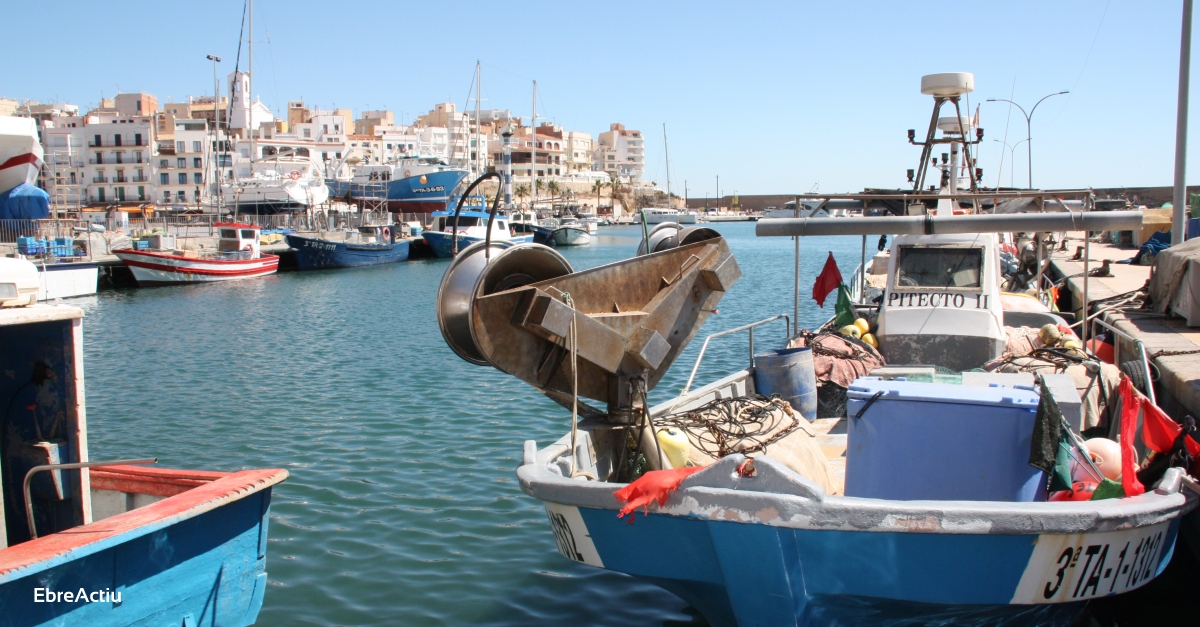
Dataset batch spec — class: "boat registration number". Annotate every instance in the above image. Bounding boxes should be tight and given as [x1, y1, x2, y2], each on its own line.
[1011, 522, 1170, 603]
[305, 241, 337, 251]
[544, 503, 604, 568]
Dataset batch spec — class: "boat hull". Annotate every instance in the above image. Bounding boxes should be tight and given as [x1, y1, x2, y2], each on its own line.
[422, 231, 533, 258]
[36, 261, 99, 301]
[550, 227, 591, 246]
[0, 466, 287, 627]
[511, 222, 554, 245]
[520, 450, 1192, 627]
[285, 234, 410, 270]
[113, 250, 279, 286]
[326, 170, 467, 214]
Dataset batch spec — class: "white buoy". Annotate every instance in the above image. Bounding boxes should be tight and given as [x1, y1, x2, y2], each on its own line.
[920, 72, 974, 97]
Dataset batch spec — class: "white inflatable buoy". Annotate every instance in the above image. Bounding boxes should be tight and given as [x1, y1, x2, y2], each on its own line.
[657, 428, 690, 469]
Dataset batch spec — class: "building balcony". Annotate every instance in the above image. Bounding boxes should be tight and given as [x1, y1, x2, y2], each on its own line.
[88, 138, 147, 147]
[88, 158, 105, 165]
[92, 176, 108, 183]
[131, 175, 148, 182]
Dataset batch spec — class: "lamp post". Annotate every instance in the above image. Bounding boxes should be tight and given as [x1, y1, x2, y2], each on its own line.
[206, 54, 222, 213]
[987, 91, 1068, 188]
[993, 138, 1029, 188]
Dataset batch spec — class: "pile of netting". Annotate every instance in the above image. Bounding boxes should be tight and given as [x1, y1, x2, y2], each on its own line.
[655, 394, 799, 460]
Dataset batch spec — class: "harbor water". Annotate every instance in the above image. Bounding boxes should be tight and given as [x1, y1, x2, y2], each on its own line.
[77, 223, 871, 627]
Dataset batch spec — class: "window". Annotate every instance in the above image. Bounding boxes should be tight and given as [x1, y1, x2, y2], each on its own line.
[97, 188, 105, 202]
[895, 247, 983, 288]
[193, 173, 202, 184]
[115, 152, 123, 164]
[135, 152, 143, 163]
[240, 230, 256, 239]
[160, 173, 169, 184]
[322, 124, 328, 134]
[137, 186, 145, 201]
[159, 159, 168, 168]
[192, 141, 201, 152]
[177, 190, 186, 201]
[303, 128, 311, 138]
[163, 190, 171, 201]
[176, 141, 185, 152]
[178, 173, 187, 184]
[177, 158, 186, 168]
[113, 135, 122, 146]
[220, 229, 237, 239]
[194, 158, 202, 168]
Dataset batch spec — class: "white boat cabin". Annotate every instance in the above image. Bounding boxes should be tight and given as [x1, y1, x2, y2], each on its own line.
[876, 232, 1006, 371]
[216, 223, 263, 258]
[428, 214, 513, 240]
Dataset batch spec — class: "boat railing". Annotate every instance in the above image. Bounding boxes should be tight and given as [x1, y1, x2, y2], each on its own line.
[24, 458, 157, 539]
[677, 314, 791, 399]
[1090, 315, 1157, 406]
[848, 262, 864, 304]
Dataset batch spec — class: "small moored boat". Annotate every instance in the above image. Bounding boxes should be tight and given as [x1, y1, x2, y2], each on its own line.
[114, 224, 279, 286]
[286, 224, 410, 270]
[421, 210, 532, 258]
[0, 280, 287, 626]
[549, 217, 592, 247]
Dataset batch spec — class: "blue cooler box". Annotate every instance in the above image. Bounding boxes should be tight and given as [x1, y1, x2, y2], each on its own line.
[845, 378, 1045, 502]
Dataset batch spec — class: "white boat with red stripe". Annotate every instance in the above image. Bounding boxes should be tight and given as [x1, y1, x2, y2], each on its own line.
[114, 223, 279, 286]
[0, 116, 42, 194]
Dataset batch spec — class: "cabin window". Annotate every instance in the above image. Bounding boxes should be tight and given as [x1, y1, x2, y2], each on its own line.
[895, 247, 982, 288]
[240, 230, 257, 239]
[220, 229, 237, 239]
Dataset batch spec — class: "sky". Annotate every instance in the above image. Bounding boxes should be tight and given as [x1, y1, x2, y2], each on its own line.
[4, 1, 1198, 196]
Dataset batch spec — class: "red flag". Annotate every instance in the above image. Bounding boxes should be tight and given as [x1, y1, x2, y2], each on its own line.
[1136, 388, 1200, 457]
[614, 466, 703, 523]
[813, 252, 843, 308]
[1118, 377, 1146, 497]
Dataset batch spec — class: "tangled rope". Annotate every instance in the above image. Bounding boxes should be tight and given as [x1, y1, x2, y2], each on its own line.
[794, 329, 876, 364]
[655, 394, 799, 460]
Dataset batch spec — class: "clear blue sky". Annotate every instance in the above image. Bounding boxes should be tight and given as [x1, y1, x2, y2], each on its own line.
[5, 1, 1197, 196]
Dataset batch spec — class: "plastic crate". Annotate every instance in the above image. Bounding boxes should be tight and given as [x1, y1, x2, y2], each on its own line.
[845, 378, 1046, 502]
[133, 240, 149, 250]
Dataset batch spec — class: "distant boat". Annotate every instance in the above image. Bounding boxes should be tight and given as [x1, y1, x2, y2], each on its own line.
[286, 225, 409, 270]
[114, 224, 278, 286]
[222, 155, 330, 215]
[421, 210, 532, 258]
[508, 210, 554, 245]
[550, 217, 592, 246]
[326, 159, 468, 214]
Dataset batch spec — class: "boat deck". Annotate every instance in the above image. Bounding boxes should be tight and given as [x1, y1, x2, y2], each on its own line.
[813, 417, 848, 493]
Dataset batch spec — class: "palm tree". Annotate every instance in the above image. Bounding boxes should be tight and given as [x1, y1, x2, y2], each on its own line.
[514, 183, 530, 202]
[545, 180, 561, 201]
[591, 179, 609, 212]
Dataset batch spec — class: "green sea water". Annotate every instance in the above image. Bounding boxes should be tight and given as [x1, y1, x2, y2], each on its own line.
[77, 224, 870, 626]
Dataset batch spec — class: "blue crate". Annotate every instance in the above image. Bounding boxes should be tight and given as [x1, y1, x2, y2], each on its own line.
[845, 378, 1046, 502]
[133, 240, 149, 250]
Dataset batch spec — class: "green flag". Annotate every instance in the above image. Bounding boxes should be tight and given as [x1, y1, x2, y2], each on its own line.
[834, 284, 855, 327]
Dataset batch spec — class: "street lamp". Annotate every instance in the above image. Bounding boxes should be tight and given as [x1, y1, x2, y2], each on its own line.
[986, 91, 1068, 189]
[206, 54, 222, 212]
[993, 138, 1029, 188]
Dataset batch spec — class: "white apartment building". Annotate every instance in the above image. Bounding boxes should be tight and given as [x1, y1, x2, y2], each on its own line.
[595, 123, 644, 181]
[83, 114, 157, 204]
[38, 117, 87, 207]
[416, 103, 471, 168]
[156, 119, 218, 206]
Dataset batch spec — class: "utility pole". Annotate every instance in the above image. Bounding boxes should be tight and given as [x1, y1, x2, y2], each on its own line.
[248, 0, 255, 166]
[1174, 0, 1194, 244]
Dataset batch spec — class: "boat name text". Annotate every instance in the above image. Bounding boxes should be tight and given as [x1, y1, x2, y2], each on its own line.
[887, 292, 989, 309]
[413, 186, 445, 194]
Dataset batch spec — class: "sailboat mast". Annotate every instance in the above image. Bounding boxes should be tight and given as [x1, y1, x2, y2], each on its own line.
[663, 123, 671, 209]
[531, 80, 537, 208]
[475, 61, 481, 178]
[248, 0, 255, 165]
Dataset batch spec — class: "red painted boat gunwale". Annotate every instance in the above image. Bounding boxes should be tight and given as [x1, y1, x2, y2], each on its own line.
[113, 249, 279, 266]
[90, 465, 227, 498]
[118, 258, 278, 277]
[214, 222, 259, 229]
[0, 467, 288, 577]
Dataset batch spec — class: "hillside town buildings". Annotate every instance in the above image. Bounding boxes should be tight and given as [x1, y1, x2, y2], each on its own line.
[7, 73, 652, 212]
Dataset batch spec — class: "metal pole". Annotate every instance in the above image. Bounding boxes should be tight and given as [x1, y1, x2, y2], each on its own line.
[248, 0, 254, 166]
[1082, 233, 1090, 347]
[793, 195, 800, 334]
[861, 234, 867, 299]
[1175, 0, 1194, 245]
[531, 80, 537, 209]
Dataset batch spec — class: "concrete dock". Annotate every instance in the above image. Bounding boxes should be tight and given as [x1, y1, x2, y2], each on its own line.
[1048, 234, 1200, 420]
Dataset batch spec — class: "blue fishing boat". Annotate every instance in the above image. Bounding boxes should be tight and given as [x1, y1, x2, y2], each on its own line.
[286, 225, 410, 270]
[0, 261, 287, 627]
[326, 162, 467, 214]
[435, 72, 1199, 627]
[421, 210, 532, 258]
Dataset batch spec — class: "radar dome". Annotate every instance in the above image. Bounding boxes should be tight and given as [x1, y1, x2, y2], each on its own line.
[921, 73, 974, 97]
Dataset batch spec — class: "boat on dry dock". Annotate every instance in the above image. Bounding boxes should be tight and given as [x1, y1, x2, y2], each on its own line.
[0, 263, 287, 626]
[434, 72, 1199, 627]
[113, 224, 278, 285]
